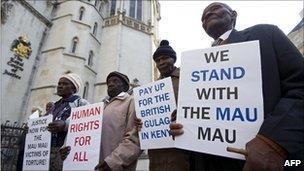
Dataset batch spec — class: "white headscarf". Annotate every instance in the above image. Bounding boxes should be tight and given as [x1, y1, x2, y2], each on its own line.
[60, 73, 82, 93]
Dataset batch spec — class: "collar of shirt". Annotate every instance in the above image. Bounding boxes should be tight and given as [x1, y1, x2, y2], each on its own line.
[103, 92, 128, 104]
[54, 95, 79, 106]
[60, 95, 79, 103]
[211, 29, 233, 46]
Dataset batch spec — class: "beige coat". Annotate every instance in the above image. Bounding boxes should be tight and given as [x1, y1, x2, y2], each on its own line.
[100, 92, 142, 171]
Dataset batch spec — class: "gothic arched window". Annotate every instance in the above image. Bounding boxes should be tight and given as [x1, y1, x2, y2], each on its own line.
[99, 2, 103, 12]
[71, 37, 79, 53]
[129, 0, 142, 21]
[94, 0, 99, 7]
[88, 50, 94, 67]
[79, 7, 85, 20]
[82, 82, 89, 99]
[110, 0, 116, 16]
[93, 22, 98, 36]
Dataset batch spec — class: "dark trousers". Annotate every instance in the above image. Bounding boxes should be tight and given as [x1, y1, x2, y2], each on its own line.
[50, 147, 63, 171]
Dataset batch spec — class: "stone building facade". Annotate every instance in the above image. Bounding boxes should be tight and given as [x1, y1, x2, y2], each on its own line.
[1, 0, 161, 122]
[288, 9, 304, 55]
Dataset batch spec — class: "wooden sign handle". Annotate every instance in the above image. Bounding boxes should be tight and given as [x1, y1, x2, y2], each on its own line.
[227, 147, 248, 156]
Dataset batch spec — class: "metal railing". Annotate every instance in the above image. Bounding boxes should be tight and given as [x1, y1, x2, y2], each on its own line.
[1, 121, 27, 171]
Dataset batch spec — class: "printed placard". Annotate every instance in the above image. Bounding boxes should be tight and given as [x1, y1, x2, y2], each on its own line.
[23, 114, 53, 171]
[134, 78, 176, 149]
[175, 41, 264, 160]
[63, 102, 103, 171]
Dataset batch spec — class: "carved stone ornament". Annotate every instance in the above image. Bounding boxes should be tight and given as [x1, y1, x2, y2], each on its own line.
[3, 36, 32, 79]
[10, 36, 32, 59]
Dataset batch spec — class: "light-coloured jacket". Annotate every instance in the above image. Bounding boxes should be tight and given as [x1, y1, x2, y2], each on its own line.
[101, 92, 142, 171]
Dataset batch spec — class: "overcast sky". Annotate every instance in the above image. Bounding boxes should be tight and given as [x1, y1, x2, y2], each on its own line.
[158, 1, 303, 66]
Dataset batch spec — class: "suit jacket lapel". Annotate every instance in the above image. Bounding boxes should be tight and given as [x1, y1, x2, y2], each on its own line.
[226, 29, 249, 44]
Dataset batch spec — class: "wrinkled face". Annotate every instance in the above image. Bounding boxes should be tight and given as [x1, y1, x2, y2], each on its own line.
[57, 78, 75, 97]
[201, 2, 235, 39]
[107, 76, 126, 98]
[155, 55, 175, 77]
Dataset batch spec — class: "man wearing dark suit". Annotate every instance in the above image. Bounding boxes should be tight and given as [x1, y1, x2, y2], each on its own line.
[170, 2, 304, 171]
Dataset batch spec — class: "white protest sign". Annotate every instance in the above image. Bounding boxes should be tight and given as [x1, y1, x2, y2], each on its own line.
[29, 111, 40, 120]
[175, 41, 264, 159]
[63, 102, 103, 171]
[134, 77, 175, 149]
[23, 114, 53, 171]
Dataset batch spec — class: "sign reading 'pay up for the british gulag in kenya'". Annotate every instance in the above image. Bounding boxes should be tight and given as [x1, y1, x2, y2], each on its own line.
[63, 102, 103, 171]
[134, 77, 176, 149]
[175, 40, 264, 160]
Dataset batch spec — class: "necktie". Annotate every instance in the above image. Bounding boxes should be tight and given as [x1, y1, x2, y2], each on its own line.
[212, 38, 223, 47]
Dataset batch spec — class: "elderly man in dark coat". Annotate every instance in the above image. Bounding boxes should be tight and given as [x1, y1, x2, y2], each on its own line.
[170, 2, 304, 171]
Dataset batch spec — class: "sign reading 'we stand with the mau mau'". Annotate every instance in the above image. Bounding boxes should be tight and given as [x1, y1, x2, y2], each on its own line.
[175, 41, 264, 160]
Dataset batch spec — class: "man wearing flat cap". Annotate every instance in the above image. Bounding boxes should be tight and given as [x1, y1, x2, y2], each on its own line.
[47, 72, 89, 171]
[96, 71, 142, 171]
[61, 71, 141, 171]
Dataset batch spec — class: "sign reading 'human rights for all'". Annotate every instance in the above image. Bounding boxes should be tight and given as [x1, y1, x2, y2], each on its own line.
[23, 114, 53, 171]
[134, 78, 175, 149]
[175, 41, 264, 160]
[63, 102, 103, 171]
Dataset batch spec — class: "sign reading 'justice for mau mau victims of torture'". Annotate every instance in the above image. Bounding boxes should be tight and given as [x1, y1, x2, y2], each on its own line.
[23, 114, 53, 171]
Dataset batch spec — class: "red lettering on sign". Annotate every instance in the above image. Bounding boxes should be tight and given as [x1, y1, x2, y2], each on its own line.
[74, 136, 91, 146]
[73, 151, 88, 162]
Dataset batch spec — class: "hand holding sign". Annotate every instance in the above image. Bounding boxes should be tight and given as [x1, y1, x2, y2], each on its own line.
[134, 117, 143, 131]
[47, 120, 65, 133]
[59, 146, 71, 160]
[243, 135, 287, 171]
[169, 123, 183, 136]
